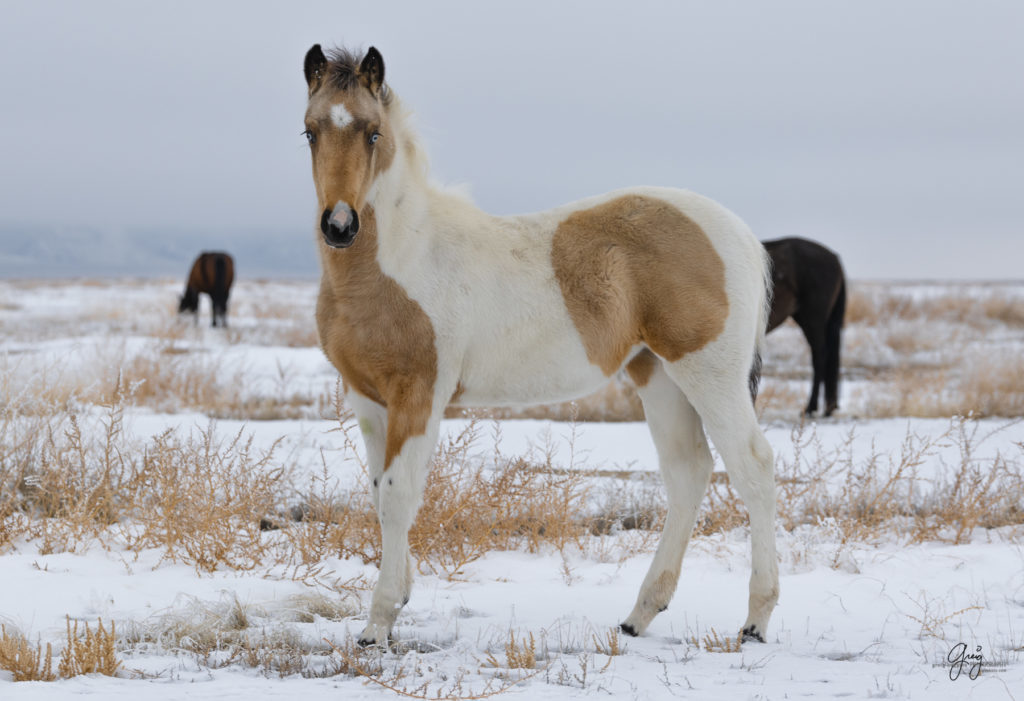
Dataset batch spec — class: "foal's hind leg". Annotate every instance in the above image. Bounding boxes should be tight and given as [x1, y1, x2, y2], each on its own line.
[664, 362, 779, 642]
[621, 361, 714, 637]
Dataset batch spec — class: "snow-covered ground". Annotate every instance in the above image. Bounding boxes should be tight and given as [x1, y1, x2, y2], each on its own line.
[1, 278, 1023, 699]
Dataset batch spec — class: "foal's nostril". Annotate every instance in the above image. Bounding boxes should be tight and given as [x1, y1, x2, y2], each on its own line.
[320, 209, 331, 236]
[350, 209, 360, 234]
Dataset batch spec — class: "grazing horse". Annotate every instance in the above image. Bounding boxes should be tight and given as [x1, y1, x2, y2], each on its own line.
[302, 44, 779, 647]
[763, 237, 846, 416]
[178, 251, 235, 327]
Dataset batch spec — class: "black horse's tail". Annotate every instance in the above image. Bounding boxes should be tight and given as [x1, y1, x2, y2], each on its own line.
[823, 276, 846, 414]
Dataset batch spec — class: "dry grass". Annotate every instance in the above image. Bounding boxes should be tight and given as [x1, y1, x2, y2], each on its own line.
[321, 634, 542, 697]
[1, 378, 293, 564]
[58, 616, 121, 678]
[901, 595, 984, 641]
[120, 593, 350, 678]
[853, 351, 1024, 419]
[591, 627, 624, 657]
[0, 617, 121, 682]
[844, 285, 1024, 328]
[1, 404, 1022, 681]
[771, 417, 1024, 556]
[4, 278, 1024, 682]
[5, 279, 1023, 424]
[5, 369, 1022, 575]
[485, 630, 537, 670]
[691, 628, 742, 653]
[0, 625, 55, 682]
[283, 398, 593, 580]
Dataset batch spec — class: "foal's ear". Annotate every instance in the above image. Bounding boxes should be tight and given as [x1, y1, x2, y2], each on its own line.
[359, 46, 385, 98]
[304, 44, 327, 94]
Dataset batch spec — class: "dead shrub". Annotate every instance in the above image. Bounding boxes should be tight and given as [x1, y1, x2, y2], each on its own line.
[695, 472, 749, 536]
[958, 352, 1024, 417]
[288, 399, 592, 580]
[0, 625, 55, 681]
[909, 420, 1024, 543]
[122, 593, 347, 678]
[771, 417, 1024, 556]
[124, 424, 288, 572]
[981, 294, 1024, 327]
[0, 375, 294, 568]
[283, 457, 381, 569]
[99, 348, 243, 415]
[691, 627, 742, 653]
[58, 616, 121, 678]
[755, 380, 812, 421]
[592, 627, 624, 657]
[860, 352, 1024, 419]
[484, 630, 537, 670]
[842, 286, 879, 325]
[410, 421, 590, 579]
[17, 381, 136, 553]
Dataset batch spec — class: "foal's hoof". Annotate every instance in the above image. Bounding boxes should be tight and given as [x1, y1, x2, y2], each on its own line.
[357, 623, 391, 649]
[740, 625, 765, 643]
[619, 622, 639, 637]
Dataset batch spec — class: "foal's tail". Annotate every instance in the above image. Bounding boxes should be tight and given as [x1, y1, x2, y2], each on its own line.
[748, 243, 774, 402]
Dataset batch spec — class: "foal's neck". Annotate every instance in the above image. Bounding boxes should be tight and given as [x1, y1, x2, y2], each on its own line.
[368, 119, 489, 251]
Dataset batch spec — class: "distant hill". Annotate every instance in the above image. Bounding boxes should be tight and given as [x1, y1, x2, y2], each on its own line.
[0, 222, 319, 279]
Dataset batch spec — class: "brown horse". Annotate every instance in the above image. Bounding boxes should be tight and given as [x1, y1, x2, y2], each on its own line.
[763, 237, 846, 416]
[178, 251, 235, 327]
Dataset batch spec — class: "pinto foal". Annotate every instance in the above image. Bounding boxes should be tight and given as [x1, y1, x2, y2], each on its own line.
[302, 45, 778, 647]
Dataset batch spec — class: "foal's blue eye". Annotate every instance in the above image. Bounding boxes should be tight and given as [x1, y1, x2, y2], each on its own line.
[369, 132, 381, 145]
[303, 129, 316, 145]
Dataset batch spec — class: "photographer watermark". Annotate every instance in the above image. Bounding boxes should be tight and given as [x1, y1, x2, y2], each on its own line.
[946, 643, 983, 680]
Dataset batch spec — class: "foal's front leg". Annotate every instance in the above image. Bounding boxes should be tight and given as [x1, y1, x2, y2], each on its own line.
[357, 398, 441, 647]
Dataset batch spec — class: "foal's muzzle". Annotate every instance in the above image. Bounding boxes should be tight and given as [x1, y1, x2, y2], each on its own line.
[321, 203, 360, 248]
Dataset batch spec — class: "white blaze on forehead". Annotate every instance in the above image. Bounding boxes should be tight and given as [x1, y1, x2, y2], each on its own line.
[331, 103, 354, 129]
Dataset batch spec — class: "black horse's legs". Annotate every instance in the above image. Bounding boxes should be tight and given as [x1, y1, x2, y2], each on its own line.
[210, 294, 228, 328]
[795, 315, 826, 416]
[823, 293, 844, 417]
[823, 344, 839, 417]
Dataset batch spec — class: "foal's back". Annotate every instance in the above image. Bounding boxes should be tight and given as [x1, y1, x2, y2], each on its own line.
[430, 186, 765, 408]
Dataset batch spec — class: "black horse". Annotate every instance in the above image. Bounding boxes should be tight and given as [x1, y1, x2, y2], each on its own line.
[763, 237, 846, 417]
[179, 251, 235, 327]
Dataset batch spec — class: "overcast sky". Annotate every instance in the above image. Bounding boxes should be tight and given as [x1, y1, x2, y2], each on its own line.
[2, 0, 1022, 279]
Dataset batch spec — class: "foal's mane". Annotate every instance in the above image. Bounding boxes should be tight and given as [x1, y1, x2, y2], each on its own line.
[325, 47, 393, 106]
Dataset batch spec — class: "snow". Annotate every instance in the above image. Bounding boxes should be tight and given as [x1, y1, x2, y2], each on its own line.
[2, 278, 1023, 699]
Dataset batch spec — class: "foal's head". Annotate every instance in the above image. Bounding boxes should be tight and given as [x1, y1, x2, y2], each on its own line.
[303, 45, 396, 249]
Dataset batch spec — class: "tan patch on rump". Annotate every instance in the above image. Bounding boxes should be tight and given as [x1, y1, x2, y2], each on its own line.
[316, 206, 437, 470]
[552, 195, 728, 375]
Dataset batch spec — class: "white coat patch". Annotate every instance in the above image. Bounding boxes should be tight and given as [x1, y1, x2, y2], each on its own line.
[331, 103, 353, 129]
